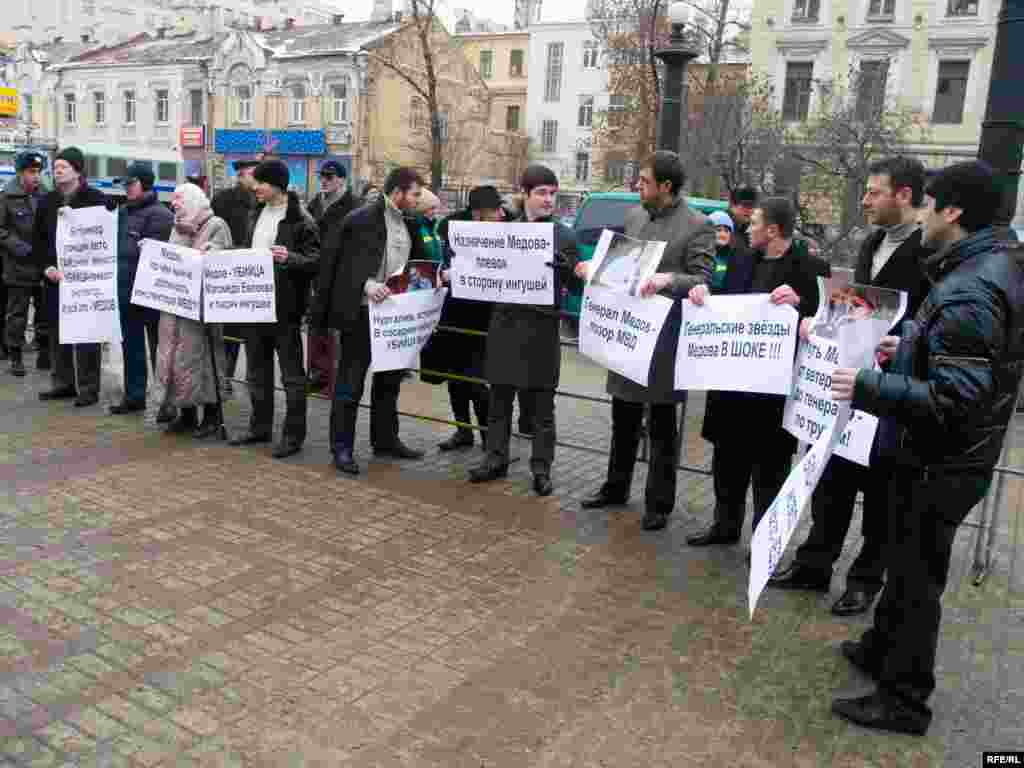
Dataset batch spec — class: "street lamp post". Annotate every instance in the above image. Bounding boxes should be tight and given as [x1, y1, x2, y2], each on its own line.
[653, 2, 700, 153]
[977, 0, 1024, 241]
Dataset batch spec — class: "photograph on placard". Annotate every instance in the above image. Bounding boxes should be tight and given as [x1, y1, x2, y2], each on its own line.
[589, 231, 665, 297]
[385, 260, 441, 295]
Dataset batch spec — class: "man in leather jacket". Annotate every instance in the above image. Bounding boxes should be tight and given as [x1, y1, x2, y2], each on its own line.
[831, 161, 1024, 735]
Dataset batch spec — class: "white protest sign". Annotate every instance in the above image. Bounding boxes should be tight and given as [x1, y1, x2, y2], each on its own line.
[57, 206, 121, 344]
[578, 285, 673, 386]
[131, 240, 203, 321]
[748, 406, 850, 618]
[369, 288, 448, 372]
[587, 229, 665, 297]
[674, 295, 798, 395]
[448, 221, 555, 305]
[202, 249, 277, 324]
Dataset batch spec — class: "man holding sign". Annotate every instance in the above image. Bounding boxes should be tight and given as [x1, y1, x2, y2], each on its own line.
[577, 151, 715, 531]
[468, 164, 580, 497]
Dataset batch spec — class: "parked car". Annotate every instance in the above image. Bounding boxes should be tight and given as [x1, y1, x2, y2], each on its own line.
[564, 191, 729, 318]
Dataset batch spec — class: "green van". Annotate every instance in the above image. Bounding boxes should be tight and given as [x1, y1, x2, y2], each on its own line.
[566, 192, 729, 318]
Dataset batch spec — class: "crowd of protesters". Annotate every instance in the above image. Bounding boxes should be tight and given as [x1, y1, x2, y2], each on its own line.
[2, 144, 1022, 738]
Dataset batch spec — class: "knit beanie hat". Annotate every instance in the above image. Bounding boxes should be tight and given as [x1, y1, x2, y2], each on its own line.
[55, 147, 86, 174]
[708, 210, 735, 231]
[253, 159, 290, 192]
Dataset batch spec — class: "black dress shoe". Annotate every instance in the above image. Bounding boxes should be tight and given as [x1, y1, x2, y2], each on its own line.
[580, 487, 628, 509]
[374, 440, 424, 460]
[39, 386, 76, 401]
[641, 509, 669, 531]
[228, 431, 272, 446]
[109, 399, 146, 415]
[685, 525, 741, 547]
[831, 692, 929, 736]
[155, 404, 177, 424]
[532, 473, 553, 497]
[438, 429, 474, 451]
[468, 461, 509, 483]
[831, 585, 881, 617]
[272, 438, 303, 459]
[74, 394, 99, 407]
[768, 562, 831, 592]
[840, 640, 880, 681]
[334, 449, 359, 475]
[192, 421, 225, 440]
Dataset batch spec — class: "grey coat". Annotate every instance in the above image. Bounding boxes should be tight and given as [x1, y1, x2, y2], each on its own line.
[606, 197, 716, 403]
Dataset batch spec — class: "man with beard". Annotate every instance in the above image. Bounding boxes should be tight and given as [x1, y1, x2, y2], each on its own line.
[577, 151, 715, 530]
[770, 157, 932, 616]
[829, 161, 1023, 735]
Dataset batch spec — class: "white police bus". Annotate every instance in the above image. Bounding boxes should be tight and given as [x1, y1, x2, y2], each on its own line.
[0, 152, 181, 203]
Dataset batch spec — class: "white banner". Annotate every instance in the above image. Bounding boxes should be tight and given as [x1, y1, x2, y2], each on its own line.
[202, 249, 277, 324]
[369, 288, 448, 372]
[674, 295, 798, 395]
[131, 239, 203, 321]
[578, 285, 673, 386]
[749, 406, 851, 618]
[57, 206, 121, 344]
[448, 221, 555, 305]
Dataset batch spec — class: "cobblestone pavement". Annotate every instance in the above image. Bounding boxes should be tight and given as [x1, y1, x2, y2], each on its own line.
[0, 342, 1021, 767]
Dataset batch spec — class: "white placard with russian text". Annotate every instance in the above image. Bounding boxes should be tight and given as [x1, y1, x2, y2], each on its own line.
[202, 249, 277, 324]
[578, 285, 673, 386]
[448, 221, 555, 305]
[57, 206, 121, 344]
[131, 239, 203, 321]
[369, 288, 448, 372]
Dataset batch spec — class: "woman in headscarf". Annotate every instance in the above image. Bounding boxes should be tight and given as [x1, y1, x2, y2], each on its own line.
[157, 182, 233, 437]
[413, 188, 443, 265]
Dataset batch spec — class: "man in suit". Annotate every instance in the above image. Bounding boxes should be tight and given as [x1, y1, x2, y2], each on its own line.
[577, 151, 715, 531]
[769, 157, 932, 616]
[688, 197, 831, 547]
[313, 167, 427, 475]
[468, 164, 580, 497]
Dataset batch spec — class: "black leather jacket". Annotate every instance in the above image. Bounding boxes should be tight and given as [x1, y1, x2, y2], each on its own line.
[853, 228, 1024, 473]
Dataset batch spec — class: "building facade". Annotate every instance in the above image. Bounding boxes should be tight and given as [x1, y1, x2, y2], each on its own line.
[749, 0, 997, 152]
[456, 30, 529, 151]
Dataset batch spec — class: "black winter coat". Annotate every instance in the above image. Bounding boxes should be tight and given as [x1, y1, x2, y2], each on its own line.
[484, 214, 580, 389]
[33, 182, 111, 273]
[855, 228, 1024, 477]
[0, 177, 45, 286]
[854, 227, 932, 321]
[420, 209, 492, 384]
[312, 198, 425, 334]
[117, 191, 174, 296]
[244, 191, 320, 328]
[211, 185, 256, 250]
[308, 189, 358, 245]
[701, 241, 831, 448]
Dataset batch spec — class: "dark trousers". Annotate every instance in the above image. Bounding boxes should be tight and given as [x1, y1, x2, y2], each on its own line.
[711, 437, 793, 536]
[857, 468, 987, 724]
[224, 323, 242, 381]
[794, 455, 889, 588]
[602, 398, 681, 514]
[244, 324, 307, 442]
[47, 283, 100, 396]
[449, 379, 489, 429]
[0, 278, 6, 349]
[5, 285, 48, 350]
[486, 384, 555, 474]
[333, 308, 404, 452]
[119, 301, 156, 404]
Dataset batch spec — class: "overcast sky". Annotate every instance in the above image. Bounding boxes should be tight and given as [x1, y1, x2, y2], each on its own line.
[344, 0, 590, 28]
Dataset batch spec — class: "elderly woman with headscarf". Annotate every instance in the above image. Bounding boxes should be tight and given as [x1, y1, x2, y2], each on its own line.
[156, 182, 233, 437]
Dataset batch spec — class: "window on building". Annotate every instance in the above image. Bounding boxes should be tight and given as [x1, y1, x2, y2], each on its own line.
[93, 91, 105, 124]
[782, 62, 813, 121]
[582, 41, 600, 69]
[505, 104, 520, 131]
[578, 95, 594, 128]
[288, 83, 306, 123]
[541, 119, 557, 153]
[189, 89, 203, 125]
[64, 93, 77, 125]
[606, 158, 628, 184]
[932, 60, 969, 123]
[509, 48, 524, 77]
[867, 0, 895, 17]
[123, 90, 136, 124]
[155, 88, 170, 124]
[479, 50, 494, 79]
[158, 162, 178, 181]
[855, 60, 888, 120]
[791, 0, 821, 21]
[107, 157, 128, 178]
[234, 85, 252, 123]
[410, 97, 426, 131]
[946, 0, 979, 15]
[331, 83, 348, 122]
[608, 94, 628, 112]
[544, 42, 563, 102]
[575, 152, 590, 183]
